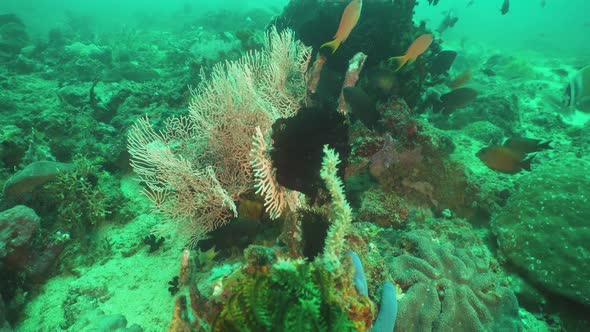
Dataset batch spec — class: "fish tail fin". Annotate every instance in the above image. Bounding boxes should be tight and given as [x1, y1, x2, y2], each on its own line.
[321, 39, 341, 54]
[521, 155, 535, 172]
[389, 55, 408, 72]
[537, 140, 553, 151]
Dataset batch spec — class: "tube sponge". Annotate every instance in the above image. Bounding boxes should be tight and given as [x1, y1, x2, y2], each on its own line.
[371, 282, 398, 332]
[348, 251, 368, 296]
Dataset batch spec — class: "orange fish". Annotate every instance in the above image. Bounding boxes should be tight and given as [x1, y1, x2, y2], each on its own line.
[448, 69, 472, 89]
[389, 34, 433, 71]
[321, 0, 363, 54]
[476, 146, 533, 174]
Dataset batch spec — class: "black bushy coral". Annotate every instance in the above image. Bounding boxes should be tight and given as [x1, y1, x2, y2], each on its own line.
[143, 234, 165, 253]
[168, 276, 180, 295]
[212, 262, 355, 332]
[270, 105, 349, 197]
[299, 209, 330, 261]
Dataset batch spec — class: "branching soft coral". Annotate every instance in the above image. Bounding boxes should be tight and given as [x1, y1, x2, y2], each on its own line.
[127, 28, 311, 244]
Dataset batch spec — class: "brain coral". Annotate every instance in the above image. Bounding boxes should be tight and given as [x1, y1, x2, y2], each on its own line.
[390, 230, 521, 332]
[492, 155, 590, 306]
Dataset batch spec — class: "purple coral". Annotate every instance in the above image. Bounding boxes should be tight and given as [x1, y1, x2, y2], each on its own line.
[390, 230, 521, 332]
[370, 134, 396, 177]
[369, 134, 425, 178]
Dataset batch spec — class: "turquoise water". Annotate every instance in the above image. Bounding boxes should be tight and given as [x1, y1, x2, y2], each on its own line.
[1, 0, 589, 331]
[2, 0, 289, 33]
[415, 0, 590, 55]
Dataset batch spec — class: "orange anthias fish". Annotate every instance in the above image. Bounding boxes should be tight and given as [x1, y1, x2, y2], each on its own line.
[477, 136, 551, 174]
[448, 69, 472, 89]
[389, 34, 433, 71]
[476, 146, 532, 174]
[321, 0, 363, 54]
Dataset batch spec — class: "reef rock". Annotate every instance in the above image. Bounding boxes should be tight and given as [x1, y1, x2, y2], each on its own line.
[2, 161, 75, 198]
[0, 205, 40, 269]
[492, 155, 590, 306]
[0, 14, 29, 61]
[444, 94, 521, 135]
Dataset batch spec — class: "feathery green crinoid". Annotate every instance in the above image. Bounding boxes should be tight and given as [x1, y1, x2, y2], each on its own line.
[212, 259, 356, 332]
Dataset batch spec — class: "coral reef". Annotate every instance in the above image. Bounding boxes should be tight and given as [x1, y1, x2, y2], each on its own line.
[492, 155, 590, 307]
[212, 259, 357, 332]
[434, 94, 522, 135]
[273, 0, 440, 108]
[127, 28, 311, 243]
[389, 230, 522, 331]
[347, 98, 477, 219]
[0, 14, 29, 61]
[0, 205, 40, 272]
[165, 149, 382, 332]
[271, 105, 349, 197]
[0, 205, 69, 325]
[357, 187, 409, 229]
[2, 161, 75, 198]
[37, 158, 114, 229]
[2, 0, 588, 330]
[273, 0, 420, 70]
[463, 121, 505, 144]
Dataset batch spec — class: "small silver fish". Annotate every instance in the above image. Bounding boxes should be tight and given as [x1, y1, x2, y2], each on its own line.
[564, 65, 590, 113]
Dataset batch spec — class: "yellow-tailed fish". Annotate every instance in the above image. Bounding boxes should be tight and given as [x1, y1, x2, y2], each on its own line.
[389, 34, 433, 72]
[321, 0, 363, 54]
